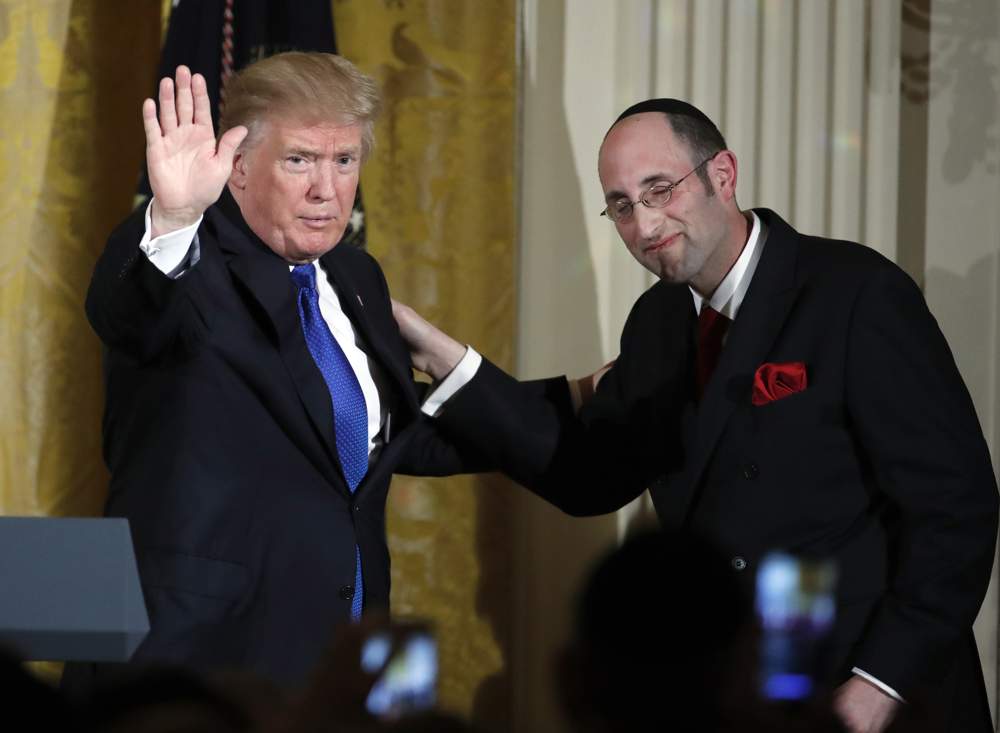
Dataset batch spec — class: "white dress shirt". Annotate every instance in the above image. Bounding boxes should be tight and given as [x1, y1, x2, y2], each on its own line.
[689, 210, 764, 319]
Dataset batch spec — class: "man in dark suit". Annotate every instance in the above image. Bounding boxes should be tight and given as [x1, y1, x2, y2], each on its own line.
[75, 53, 478, 689]
[394, 99, 999, 731]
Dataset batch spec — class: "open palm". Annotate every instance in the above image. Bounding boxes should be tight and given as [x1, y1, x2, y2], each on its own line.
[142, 65, 247, 236]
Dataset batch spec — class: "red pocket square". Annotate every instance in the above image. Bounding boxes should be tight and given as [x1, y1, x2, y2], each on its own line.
[752, 362, 807, 406]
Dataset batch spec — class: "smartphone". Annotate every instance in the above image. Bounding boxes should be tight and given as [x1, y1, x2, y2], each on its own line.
[754, 552, 837, 701]
[361, 621, 437, 719]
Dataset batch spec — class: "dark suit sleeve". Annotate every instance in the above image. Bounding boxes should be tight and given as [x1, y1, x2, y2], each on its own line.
[434, 293, 690, 515]
[393, 414, 496, 476]
[845, 264, 998, 695]
[86, 206, 206, 361]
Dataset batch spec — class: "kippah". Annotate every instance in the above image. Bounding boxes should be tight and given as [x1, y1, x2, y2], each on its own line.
[615, 98, 717, 127]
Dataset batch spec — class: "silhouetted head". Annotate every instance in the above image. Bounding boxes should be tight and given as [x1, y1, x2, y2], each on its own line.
[79, 665, 252, 733]
[557, 528, 755, 732]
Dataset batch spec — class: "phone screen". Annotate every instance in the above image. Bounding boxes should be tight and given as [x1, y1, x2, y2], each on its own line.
[755, 552, 837, 701]
[361, 625, 437, 719]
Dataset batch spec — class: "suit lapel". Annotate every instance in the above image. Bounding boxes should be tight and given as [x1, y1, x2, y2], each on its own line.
[318, 248, 422, 498]
[211, 191, 349, 494]
[319, 249, 420, 415]
[680, 210, 803, 518]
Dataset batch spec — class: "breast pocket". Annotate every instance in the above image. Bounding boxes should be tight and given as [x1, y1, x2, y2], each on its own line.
[750, 386, 844, 434]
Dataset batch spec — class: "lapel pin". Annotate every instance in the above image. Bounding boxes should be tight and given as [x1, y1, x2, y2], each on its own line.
[357, 294, 364, 307]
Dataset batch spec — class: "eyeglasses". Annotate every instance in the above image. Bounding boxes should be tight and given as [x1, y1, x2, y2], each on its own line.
[600, 153, 719, 223]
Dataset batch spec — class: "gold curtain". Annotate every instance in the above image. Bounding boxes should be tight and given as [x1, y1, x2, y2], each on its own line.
[334, 1, 517, 727]
[0, 1, 160, 514]
[0, 0, 161, 682]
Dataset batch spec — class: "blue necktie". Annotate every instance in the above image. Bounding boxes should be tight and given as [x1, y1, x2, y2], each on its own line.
[291, 263, 368, 620]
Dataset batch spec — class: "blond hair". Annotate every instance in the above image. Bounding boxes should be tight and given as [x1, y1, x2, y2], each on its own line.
[219, 52, 381, 159]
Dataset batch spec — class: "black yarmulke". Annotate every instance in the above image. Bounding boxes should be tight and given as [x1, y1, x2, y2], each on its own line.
[616, 98, 716, 127]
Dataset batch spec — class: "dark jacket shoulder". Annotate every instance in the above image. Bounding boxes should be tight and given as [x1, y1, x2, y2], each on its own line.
[756, 208, 920, 301]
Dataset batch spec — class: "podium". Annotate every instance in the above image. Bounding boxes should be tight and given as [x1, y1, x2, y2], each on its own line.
[0, 517, 149, 661]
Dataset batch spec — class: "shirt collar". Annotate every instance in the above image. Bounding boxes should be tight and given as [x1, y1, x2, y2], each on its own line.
[690, 210, 763, 319]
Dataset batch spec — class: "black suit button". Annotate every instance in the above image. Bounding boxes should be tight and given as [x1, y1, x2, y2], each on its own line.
[742, 463, 759, 480]
[338, 585, 355, 600]
[732, 556, 747, 571]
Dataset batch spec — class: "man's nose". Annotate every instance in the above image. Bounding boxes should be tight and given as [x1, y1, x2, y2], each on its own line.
[308, 164, 337, 202]
[632, 201, 663, 240]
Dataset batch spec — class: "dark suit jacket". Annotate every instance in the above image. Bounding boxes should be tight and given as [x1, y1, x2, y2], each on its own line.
[79, 189, 470, 688]
[440, 209, 998, 729]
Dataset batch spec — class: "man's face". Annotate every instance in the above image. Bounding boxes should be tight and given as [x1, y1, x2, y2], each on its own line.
[230, 117, 362, 263]
[598, 113, 728, 286]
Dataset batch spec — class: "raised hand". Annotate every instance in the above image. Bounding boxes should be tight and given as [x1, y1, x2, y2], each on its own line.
[142, 65, 248, 238]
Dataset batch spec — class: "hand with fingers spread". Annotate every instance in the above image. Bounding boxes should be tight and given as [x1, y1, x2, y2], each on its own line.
[143, 65, 248, 238]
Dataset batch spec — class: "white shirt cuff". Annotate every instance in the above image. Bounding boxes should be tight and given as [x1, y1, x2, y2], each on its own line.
[139, 199, 202, 277]
[420, 347, 482, 417]
[851, 667, 905, 703]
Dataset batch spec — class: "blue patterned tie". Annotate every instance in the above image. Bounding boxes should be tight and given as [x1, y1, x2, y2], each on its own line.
[291, 263, 368, 620]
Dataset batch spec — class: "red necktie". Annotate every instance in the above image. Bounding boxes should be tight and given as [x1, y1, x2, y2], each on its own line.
[696, 305, 730, 398]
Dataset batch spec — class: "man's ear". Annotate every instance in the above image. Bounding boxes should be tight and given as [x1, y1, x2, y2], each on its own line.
[230, 150, 249, 190]
[710, 150, 738, 201]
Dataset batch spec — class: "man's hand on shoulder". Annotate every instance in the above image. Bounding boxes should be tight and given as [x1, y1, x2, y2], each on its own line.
[833, 675, 900, 733]
[569, 360, 615, 413]
[143, 65, 247, 238]
[391, 299, 466, 381]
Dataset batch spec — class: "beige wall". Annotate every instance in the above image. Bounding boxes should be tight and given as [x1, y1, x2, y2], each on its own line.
[515, 0, 1000, 729]
[920, 0, 1000, 725]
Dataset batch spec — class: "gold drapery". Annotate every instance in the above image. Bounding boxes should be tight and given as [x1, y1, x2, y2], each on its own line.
[0, 1, 160, 514]
[0, 0, 517, 724]
[0, 0, 161, 682]
[334, 1, 518, 726]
